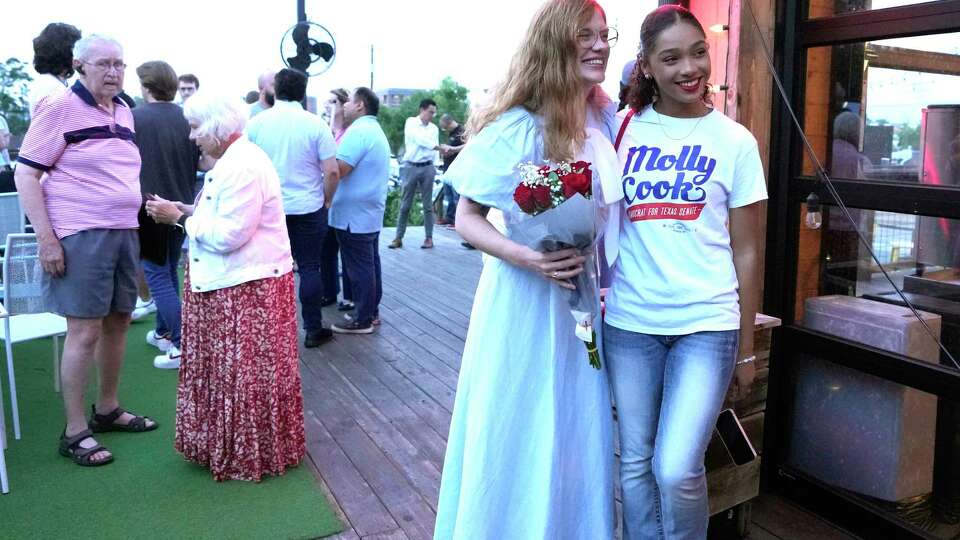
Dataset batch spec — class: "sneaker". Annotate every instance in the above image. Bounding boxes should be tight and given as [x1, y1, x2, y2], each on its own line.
[131, 298, 156, 321]
[305, 328, 334, 348]
[421, 238, 434, 249]
[337, 300, 355, 311]
[154, 346, 181, 369]
[388, 238, 402, 249]
[332, 320, 374, 334]
[345, 313, 380, 326]
[146, 330, 172, 353]
[435, 218, 450, 226]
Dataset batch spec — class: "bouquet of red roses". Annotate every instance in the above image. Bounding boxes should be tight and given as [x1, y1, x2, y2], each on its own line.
[510, 160, 604, 369]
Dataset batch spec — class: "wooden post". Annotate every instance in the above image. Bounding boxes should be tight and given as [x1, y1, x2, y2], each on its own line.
[729, 0, 776, 304]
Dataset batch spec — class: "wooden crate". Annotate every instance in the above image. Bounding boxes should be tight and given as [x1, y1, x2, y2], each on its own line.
[707, 313, 781, 516]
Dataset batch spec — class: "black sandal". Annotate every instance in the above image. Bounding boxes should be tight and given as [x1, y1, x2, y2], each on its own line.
[88, 405, 159, 433]
[59, 428, 113, 467]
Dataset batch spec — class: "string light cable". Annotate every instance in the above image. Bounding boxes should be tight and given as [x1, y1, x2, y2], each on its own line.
[743, 0, 960, 370]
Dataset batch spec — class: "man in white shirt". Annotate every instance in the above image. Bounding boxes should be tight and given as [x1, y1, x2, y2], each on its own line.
[247, 68, 340, 347]
[389, 98, 439, 249]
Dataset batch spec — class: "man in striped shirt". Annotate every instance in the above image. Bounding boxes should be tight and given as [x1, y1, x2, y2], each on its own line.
[15, 34, 158, 468]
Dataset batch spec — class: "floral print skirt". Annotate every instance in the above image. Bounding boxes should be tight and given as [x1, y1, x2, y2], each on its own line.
[174, 270, 305, 482]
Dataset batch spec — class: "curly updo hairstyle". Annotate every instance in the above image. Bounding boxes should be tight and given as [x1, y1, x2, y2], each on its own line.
[32, 22, 82, 78]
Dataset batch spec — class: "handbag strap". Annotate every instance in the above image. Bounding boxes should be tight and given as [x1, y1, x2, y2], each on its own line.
[614, 108, 636, 151]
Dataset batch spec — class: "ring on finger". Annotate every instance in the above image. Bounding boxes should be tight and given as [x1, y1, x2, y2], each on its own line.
[551, 271, 560, 279]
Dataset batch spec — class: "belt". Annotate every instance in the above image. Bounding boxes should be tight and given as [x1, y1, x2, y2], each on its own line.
[408, 161, 433, 167]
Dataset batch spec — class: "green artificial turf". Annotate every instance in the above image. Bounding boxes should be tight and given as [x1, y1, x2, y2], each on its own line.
[0, 313, 342, 540]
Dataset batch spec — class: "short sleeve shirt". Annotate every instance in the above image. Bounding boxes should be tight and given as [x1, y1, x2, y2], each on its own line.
[330, 116, 391, 234]
[247, 100, 336, 215]
[604, 107, 768, 334]
[18, 81, 142, 239]
[133, 102, 198, 203]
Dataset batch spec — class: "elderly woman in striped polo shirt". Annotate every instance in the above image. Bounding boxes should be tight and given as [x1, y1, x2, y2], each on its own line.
[15, 34, 158, 467]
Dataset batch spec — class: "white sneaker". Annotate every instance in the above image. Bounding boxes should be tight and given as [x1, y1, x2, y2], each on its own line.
[154, 346, 181, 369]
[131, 298, 157, 321]
[146, 330, 172, 353]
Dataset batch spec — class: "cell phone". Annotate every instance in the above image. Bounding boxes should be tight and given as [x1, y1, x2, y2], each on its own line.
[715, 408, 757, 466]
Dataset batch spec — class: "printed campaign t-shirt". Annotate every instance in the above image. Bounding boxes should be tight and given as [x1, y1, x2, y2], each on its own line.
[604, 106, 768, 335]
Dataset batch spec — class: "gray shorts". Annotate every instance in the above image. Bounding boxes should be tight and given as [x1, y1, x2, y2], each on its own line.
[43, 229, 139, 318]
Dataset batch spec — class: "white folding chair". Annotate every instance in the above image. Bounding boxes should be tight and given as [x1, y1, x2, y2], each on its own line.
[0, 301, 9, 494]
[0, 193, 25, 243]
[0, 192, 27, 298]
[1, 233, 67, 441]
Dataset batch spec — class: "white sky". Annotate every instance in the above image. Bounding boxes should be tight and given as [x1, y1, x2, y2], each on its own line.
[3, 0, 659, 104]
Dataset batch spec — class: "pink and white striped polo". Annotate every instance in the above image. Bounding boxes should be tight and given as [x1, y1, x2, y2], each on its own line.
[18, 81, 142, 239]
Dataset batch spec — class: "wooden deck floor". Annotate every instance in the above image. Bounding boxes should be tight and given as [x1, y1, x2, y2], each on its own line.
[299, 226, 856, 540]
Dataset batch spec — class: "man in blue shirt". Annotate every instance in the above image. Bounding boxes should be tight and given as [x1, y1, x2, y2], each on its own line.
[328, 87, 390, 334]
[247, 68, 339, 347]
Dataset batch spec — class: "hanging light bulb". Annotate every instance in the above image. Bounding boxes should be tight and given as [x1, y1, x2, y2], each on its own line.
[805, 192, 822, 230]
[710, 23, 729, 33]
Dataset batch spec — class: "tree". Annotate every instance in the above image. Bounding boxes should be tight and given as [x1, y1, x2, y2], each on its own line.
[0, 58, 33, 135]
[896, 123, 921, 151]
[432, 76, 469, 129]
[378, 90, 433, 155]
[377, 76, 470, 156]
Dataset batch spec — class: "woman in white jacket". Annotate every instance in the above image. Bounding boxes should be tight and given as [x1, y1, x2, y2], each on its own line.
[146, 93, 305, 482]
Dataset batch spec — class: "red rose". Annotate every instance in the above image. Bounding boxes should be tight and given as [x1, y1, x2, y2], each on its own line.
[571, 161, 593, 186]
[561, 172, 590, 198]
[532, 184, 552, 209]
[514, 183, 537, 213]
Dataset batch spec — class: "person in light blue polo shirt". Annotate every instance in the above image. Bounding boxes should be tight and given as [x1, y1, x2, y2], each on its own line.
[328, 87, 390, 334]
[247, 68, 339, 347]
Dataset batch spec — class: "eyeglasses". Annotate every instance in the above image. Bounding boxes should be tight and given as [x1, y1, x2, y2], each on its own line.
[576, 27, 618, 48]
[83, 60, 127, 72]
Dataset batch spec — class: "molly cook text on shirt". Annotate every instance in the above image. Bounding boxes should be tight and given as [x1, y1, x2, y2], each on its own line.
[621, 144, 717, 222]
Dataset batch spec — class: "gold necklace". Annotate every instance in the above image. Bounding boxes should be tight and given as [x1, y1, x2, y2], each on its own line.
[654, 107, 709, 141]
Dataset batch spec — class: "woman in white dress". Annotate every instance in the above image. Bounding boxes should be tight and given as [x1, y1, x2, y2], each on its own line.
[602, 6, 766, 538]
[434, 1, 619, 539]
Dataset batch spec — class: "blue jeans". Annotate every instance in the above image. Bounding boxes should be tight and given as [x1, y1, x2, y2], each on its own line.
[142, 230, 184, 347]
[320, 226, 352, 302]
[603, 324, 739, 540]
[335, 228, 381, 325]
[286, 208, 327, 332]
[442, 184, 459, 223]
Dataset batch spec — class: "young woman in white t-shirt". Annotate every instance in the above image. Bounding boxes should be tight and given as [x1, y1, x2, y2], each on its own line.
[602, 6, 767, 538]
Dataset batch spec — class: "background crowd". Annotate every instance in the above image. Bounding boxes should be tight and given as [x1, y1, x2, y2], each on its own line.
[6, 3, 766, 540]
[7, 19, 464, 482]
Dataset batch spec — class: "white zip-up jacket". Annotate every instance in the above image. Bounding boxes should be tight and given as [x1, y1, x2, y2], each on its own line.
[184, 136, 293, 293]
